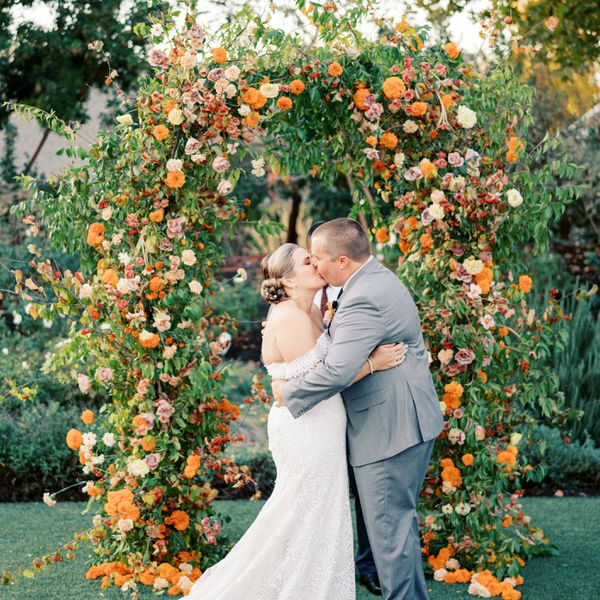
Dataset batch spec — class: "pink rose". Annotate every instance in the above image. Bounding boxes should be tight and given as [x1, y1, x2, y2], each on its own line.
[97, 367, 114, 382]
[184, 137, 202, 155]
[148, 49, 169, 68]
[145, 453, 160, 468]
[212, 156, 230, 173]
[455, 348, 475, 366]
[448, 152, 464, 167]
[77, 374, 91, 394]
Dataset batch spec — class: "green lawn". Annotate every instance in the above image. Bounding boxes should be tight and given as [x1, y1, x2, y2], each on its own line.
[0, 498, 598, 599]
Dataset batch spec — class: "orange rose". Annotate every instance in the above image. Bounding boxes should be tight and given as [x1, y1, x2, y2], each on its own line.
[149, 208, 164, 222]
[375, 227, 390, 244]
[66, 428, 83, 450]
[211, 47, 227, 63]
[365, 135, 377, 147]
[441, 93, 453, 108]
[148, 276, 164, 292]
[444, 42, 460, 60]
[506, 136, 524, 163]
[243, 111, 260, 128]
[290, 79, 305, 95]
[420, 233, 433, 253]
[241, 87, 267, 110]
[328, 61, 343, 77]
[102, 268, 119, 287]
[86, 484, 103, 498]
[165, 510, 190, 531]
[382, 76, 406, 99]
[440, 458, 462, 487]
[87, 222, 106, 247]
[411, 101, 428, 116]
[461, 453, 474, 466]
[138, 331, 160, 349]
[165, 171, 185, 188]
[183, 454, 201, 479]
[152, 125, 170, 141]
[518, 275, 532, 293]
[81, 409, 94, 425]
[420, 159, 437, 179]
[276, 96, 293, 110]
[353, 88, 370, 111]
[379, 132, 398, 149]
[141, 436, 155, 451]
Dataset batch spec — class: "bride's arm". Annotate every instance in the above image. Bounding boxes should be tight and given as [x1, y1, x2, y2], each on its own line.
[353, 343, 407, 383]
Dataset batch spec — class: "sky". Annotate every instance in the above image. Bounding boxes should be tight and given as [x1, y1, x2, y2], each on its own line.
[10, 0, 491, 54]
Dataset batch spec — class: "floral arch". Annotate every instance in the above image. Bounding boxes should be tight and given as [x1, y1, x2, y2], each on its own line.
[8, 2, 574, 598]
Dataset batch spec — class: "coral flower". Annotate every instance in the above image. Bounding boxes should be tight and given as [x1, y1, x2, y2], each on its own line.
[382, 76, 406, 99]
[165, 510, 190, 531]
[87, 222, 106, 247]
[353, 88, 370, 111]
[444, 42, 460, 59]
[66, 428, 83, 450]
[184, 454, 201, 478]
[375, 227, 390, 244]
[461, 453, 474, 466]
[290, 79, 305, 95]
[241, 87, 267, 110]
[152, 125, 170, 141]
[165, 171, 185, 188]
[518, 275, 532, 293]
[379, 132, 398, 149]
[149, 276, 164, 292]
[102, 269, 119, 287]
[138, 330, 160, 349]
[411, 101, 428, 116]
[276, 96, 293, 110]
[211, 47, 227, 63]
[420, 159, 437, 179]
[81, 409, 94, 425]
[328, 61, 343, 77]
[149, 208, 164, 222]
[243, 111, 260, 127]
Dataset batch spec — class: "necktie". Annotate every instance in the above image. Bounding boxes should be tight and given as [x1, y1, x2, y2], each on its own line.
[319, 285, 329, 318]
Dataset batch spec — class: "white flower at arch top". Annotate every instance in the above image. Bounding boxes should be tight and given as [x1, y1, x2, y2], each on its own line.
[167, 108, 184, 125]
[456, 105, 477, 129]
[463, 257, 484, 276]
[259, 83, 279, 98]
[506, 188, 523, 207]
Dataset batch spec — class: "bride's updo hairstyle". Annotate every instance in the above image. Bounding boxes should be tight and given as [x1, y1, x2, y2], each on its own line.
[261, 243, 298, 304]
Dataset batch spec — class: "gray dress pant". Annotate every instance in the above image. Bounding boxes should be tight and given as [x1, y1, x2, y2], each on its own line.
[352, 439, 435, 600]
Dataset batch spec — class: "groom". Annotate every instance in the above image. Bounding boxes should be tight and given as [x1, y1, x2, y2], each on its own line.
[273, 218, 443, 600]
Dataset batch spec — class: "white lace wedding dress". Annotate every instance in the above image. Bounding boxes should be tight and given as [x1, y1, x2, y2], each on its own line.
[182, 332, 355, 600]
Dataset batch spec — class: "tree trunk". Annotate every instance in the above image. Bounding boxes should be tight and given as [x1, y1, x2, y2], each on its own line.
[286, 183, 302, 244]
[24, 128, 50, 175]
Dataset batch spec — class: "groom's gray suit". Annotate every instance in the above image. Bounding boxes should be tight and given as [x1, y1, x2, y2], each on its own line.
[281, 256, 443, 600]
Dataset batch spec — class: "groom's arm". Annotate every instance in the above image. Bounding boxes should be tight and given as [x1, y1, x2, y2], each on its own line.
[281, 295, 384, 418]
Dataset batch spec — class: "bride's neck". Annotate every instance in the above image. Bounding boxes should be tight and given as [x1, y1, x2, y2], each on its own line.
[287, 290, 315, 315]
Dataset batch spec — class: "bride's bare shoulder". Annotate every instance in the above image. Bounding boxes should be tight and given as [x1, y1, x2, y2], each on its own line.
[267, 302, 312, 328]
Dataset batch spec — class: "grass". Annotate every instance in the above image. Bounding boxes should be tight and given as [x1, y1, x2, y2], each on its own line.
[0, 498, 598, 599]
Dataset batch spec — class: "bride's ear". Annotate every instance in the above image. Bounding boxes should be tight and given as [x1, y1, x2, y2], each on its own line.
[281, 276, 296, 290]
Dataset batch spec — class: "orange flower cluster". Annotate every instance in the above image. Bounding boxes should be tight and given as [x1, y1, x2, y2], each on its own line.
[461, 453, 474, 466]
[290, 79, 305, 95]
[518, 275, 532, 293]
[86, 222, 106, 247]
[506, 136, 524, 163]
[81, 409, 94, 425]
[411, 101, 428, 116]
[353, 87, 370, 111]
[211, 47, 227, 63]
[379, 132, 398, 149]
[183, 454, 201, 478]
[328, 61, 343, 77]
[444, 42, 460, 60]
[241, 87, 267, 110]
[442, 381, 464, 410]
[444, 568, 472, 583]
[276, 96, 293, 110]
[375, 227, 390, 243]
[164, 509, 190, 531]
[475, 570, 522, 600]
[440, 458, 462, 487]
[427, 544, 455, 570]
[105, 488, 140, 522]
[102, 268, 119, 287]
[66, 428, 83, 450]
[475, 265, 494, 295]
[496, 445, 518, 472]
[153, 125, 170, 141]
[382, 76, 406, 99]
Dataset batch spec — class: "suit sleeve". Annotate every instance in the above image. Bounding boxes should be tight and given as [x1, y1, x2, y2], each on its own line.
[281, 295, 384, 418]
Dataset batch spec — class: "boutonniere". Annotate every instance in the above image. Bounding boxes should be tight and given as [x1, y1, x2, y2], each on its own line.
[323, 299, 339, 327]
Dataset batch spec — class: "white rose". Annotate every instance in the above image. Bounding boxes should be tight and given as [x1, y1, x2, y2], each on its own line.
[455, 502, 471, 516]
[463, 257, 484, 276]
[506, 188, 523, 207]
[445, 558, 460, 570]
[431, 189, 445, 203]
[510, 432, 522, 446]
[441, 504, 453, 514]
[181, 249, 197, 266]
[82, 432, 97, 448]
[150, 23, 162, 37]
[167, 108, 184, 125]
[116, 114, 133, 126]
[127, 458, 150, 477]
[166, 158, 183, 172]
[438, 348, 453, 365]
[217, 180, 233, 195]
[180, 51, 196, 70]
[403, 120, 419, 133]
[259, 83, 279, 98]
[79, 283, 93, 299]
[103, 432, 116, 447]
[456, 105, 477, 129]
[189, 280, 202, 294]
[117, 518, 134, 533]
[224, 65, 241, 81]
[428, 203, 445, 221]
[238, 104, 251, 116]
[434, 569, 448, 582]
[393, 152, 405, 168]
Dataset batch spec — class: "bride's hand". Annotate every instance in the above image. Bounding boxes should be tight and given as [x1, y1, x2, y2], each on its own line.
[271, 379, 285, 407]
[370, 343, 407, 372]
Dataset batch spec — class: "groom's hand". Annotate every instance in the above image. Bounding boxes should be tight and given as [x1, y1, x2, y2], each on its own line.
[271, 379, 284, 407]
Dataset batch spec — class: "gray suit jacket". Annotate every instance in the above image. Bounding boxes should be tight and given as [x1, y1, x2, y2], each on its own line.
[281, 258, 444, 467]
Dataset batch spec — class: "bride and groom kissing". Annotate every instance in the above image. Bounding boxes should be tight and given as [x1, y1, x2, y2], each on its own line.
[182, 218, 444, 600]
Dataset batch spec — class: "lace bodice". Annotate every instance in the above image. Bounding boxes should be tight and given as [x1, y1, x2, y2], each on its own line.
[264, 332, 331, 380]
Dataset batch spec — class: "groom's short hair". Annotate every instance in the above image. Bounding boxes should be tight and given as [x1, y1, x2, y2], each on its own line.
[313, 218, 371, 261]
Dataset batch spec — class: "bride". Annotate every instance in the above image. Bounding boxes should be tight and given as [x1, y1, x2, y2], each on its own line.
[182, 243, 406, 600]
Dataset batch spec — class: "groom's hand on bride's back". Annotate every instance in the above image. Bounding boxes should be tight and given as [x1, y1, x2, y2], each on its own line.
[370, 342, 408, 371]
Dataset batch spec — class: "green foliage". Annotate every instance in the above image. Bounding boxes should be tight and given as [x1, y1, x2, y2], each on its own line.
[521, 425, 600, 492]
[0, 400, 84, 501]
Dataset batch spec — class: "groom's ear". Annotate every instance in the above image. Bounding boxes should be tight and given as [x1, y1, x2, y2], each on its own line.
[337, 255, 351, 269]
